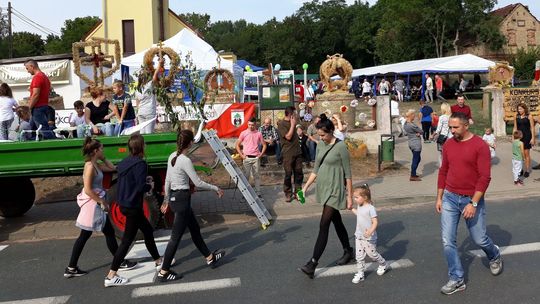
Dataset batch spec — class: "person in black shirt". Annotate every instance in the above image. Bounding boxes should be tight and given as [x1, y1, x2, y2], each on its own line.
[84, 86, 118, 136]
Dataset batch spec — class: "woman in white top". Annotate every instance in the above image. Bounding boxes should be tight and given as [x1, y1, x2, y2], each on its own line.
[431, 102, 452, 167]
[0, 83, 17, 140]
[157, 129, 226, 282]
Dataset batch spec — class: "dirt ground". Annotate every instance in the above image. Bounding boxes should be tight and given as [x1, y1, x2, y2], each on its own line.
[33, 150, 405, 204]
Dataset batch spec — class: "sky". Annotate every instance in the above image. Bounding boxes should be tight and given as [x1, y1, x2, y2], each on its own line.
[4, 0, 540, 38]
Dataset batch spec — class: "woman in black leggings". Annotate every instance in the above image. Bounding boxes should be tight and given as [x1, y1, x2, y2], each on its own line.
[104, 133, 162, 287]
[299, 114, 354, 278]
[65, 137, 136, 278]
[157, 129, 225, 282]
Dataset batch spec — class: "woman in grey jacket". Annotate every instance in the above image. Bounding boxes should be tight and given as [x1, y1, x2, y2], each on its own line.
[157, 129, 226, 282]
[403, 109, 423, 181]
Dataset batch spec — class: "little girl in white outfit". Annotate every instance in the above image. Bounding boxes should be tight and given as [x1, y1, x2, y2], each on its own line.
[351, 184, 387, 283]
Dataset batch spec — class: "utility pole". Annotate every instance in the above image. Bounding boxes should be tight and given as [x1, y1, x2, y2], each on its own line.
[8, 1, 12, 58]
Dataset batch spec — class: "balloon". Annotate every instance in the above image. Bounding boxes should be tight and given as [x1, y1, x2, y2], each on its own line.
[274, 64, 281, 71]
[302, 63, 308, 70]
[245, 65, 251, 71]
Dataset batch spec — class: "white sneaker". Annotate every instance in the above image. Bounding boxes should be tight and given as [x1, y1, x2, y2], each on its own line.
[104, 275, 128, 287]
[156, 257, 176, 272]
[377, 264, 387, 276]
[352, 272, 364, 284]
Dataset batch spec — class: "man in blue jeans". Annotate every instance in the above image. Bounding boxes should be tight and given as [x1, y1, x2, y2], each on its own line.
[25, 59, 54, 139]
[436, 112, 502, 295]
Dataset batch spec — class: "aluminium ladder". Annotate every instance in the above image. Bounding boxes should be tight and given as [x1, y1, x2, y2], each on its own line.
[202, 130, 273, 228]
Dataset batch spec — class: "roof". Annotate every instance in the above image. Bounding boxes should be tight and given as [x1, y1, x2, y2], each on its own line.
[490, 3, 519, 19]
[351, 54, 497, 77]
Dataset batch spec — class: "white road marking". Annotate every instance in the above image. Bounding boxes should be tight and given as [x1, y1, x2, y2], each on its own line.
[0, 296, 71, 304]
[314, 259, 414, 278]
[131, 277, 242, 297]
[125, 242, 168, 259]
[0, 245, 8, 252]
[468, 242, 540, 258]
[121, 261, 158, 285]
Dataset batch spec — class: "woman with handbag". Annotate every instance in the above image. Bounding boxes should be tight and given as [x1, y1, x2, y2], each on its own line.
[299, 113, 353, 279]
[432, 103, 452, 167]
[157, 129, 226, 283]
[64, 137, 137, 278]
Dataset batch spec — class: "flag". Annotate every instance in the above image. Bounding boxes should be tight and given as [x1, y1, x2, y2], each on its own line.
[205, 103, 256, 138]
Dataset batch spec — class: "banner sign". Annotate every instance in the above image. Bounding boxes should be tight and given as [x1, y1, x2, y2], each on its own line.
[0, 59, 71, 87]
[503, 88, 540, 121]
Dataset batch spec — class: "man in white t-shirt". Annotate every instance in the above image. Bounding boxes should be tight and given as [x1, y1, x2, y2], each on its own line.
[378, 79, 390, 95]
[362, 79, 371, 97]
[425, 74, 434, 103]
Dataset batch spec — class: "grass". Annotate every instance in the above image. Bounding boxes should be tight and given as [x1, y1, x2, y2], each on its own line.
[467, 98, 492, 136]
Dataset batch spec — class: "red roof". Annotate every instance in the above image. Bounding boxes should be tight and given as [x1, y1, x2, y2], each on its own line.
[491, 4, 519, 19]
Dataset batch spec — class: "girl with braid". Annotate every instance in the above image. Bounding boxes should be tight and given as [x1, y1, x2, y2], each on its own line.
[157, 129, 226, 283]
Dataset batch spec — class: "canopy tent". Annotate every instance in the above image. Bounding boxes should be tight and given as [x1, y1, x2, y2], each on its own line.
[236, 59, 263, 72]
[352, 54, 497, 78]
[121, 29, 234, 72]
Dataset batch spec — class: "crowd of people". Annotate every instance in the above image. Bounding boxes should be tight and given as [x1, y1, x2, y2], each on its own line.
[0, 59, 163, 142]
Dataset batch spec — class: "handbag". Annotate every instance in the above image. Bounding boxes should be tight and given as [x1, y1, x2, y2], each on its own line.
[436, 134, 447, 144]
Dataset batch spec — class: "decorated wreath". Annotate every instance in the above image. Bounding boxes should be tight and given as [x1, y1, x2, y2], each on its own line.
[142, 46, 181, 87]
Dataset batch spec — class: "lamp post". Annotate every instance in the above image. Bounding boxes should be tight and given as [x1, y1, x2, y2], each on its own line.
[302, 63, 308, 100]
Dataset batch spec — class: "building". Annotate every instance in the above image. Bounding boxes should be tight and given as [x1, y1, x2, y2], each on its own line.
[461, 3, 540, 60]
[83, 0, 198, 57]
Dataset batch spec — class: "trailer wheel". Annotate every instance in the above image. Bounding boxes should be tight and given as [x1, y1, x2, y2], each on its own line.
[107, 184, 159, 239]
[0, 177, 35, 217]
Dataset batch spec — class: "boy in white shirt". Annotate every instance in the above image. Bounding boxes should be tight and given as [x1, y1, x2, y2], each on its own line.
[70, 100, 87, 138]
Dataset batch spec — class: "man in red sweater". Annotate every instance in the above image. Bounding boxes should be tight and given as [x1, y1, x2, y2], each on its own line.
[450, 94, 473, 125]
[435, 112, 502, 295]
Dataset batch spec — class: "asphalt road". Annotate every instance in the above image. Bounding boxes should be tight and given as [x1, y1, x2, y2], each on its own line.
[0, 196, 539, 304]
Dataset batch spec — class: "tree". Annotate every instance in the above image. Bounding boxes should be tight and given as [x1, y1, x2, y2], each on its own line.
[44, 16, 100, 54]
[178, 12, 211, 35]
[11, 31, 44, 57]
[511, 47, 540, 81]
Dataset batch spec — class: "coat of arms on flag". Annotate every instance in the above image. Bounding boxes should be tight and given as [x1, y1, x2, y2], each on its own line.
[231, 110, 245, 127]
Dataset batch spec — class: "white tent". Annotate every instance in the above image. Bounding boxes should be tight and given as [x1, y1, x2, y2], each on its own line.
[121, 29, 233, 72]
[352, 54, 497, 77]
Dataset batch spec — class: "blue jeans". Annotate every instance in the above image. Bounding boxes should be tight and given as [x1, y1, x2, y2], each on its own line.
[112, 119, 136, 136]
[411, 150, 421, 176]
[259, 141, 282, 163]
[441, 191, 500, 281]
[307, 140, 317, 162]
[31, 106, 54, 139]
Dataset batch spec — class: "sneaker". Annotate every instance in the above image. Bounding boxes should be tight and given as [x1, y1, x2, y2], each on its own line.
[489, 246, 503, 276]
[440, 279, 466, 295]
[64, 266, 88, 278]
[524, 171, 530, 178]
[155, 258, 176, 272]
[298, 259, 318, 279]
[157, 270, 183, 283]
[336, 248, 353, 265]
[104, 275, 128, 287]
[376, 264, 387, 276]
[207, 250, 226, 268]
[352, 272, 364, 283]
[409, 176, 422, 181]
[118, 260, 137, 271]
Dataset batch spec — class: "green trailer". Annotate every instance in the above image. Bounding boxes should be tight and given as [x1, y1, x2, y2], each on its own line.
[0, 133, 205, 234]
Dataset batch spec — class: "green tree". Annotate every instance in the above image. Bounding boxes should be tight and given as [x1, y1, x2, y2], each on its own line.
[178, 12, 211, 35]
[44, 16, 100, 54]
[11, 31, 44, 57]
[511, 47, 540, 81]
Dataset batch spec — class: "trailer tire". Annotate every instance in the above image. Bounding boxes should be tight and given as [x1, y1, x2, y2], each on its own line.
[0, 177, 35, 217]
[107, 184, 160, 239]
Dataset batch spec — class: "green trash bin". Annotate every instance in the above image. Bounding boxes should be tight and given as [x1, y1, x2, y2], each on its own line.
[381, 134, 394, 162]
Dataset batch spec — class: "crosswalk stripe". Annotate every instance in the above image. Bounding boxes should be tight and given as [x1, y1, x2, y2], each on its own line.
[125, 242, 168, 260]
[468, 242, 540, 258]
[122, 261, 158, 285]
[0, 245, 8, 252]
[314, 259, 414, 278]
[131, 277, 242, 297]
[0, 296, 71, 304]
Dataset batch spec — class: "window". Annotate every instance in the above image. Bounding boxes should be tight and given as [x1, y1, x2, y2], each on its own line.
[122, 20, 135, 56]
[517, 20, 526, 27]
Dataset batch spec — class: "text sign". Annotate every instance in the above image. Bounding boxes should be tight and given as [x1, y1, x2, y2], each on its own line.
[503, 88, 540, 121]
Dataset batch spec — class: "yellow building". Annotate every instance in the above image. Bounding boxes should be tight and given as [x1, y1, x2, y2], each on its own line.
[461, 3, 540, 60]
[83, 0, 198, 56]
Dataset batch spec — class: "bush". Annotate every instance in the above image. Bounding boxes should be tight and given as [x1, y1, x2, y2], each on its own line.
[510, 46, 540, 81]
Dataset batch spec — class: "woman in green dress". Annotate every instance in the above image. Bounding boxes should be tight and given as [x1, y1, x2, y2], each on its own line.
[299, 114, 354, 279]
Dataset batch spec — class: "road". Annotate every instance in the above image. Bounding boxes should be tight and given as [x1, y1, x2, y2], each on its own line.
[0, 196, 538, 304]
